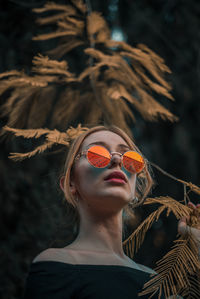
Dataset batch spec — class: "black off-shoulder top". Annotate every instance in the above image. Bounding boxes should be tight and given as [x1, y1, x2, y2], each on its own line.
[23, 261, 165, 299]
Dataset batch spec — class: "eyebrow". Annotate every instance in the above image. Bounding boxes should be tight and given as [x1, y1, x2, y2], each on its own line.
[86, 141, 130, 150]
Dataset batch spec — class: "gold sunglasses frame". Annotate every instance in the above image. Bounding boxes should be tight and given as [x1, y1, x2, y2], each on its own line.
[75, 145, 145, 174]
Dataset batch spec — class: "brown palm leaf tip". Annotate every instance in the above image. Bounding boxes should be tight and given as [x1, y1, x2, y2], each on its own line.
[2, 124, 88, 161]
[123, 197, 191, 258]
[139, 235, 200, 299]
[0, 1, 177, 136]
[122, 197, 200, 299]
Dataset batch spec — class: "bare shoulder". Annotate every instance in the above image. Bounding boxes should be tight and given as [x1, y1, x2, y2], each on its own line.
[137, 263, 157, 275]
[33, 248, 58, 263]
[32, 247, 76, 264]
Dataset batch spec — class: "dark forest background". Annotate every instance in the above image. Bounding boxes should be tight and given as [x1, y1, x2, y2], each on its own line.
[1, 0, 200, 298]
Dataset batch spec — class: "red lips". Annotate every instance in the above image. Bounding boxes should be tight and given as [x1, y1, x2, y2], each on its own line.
[104, 171, 127, 182]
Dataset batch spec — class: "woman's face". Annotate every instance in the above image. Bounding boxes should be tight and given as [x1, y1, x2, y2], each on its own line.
[71, 130, 137, 214]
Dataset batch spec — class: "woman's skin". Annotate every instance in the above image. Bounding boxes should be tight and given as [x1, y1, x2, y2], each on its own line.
[178, 202, 200, 246]
[62, 130, 200, 260]
[34, 129, 200, 270]
[62, 130, 137, 260]
[34, 129, 150, 271]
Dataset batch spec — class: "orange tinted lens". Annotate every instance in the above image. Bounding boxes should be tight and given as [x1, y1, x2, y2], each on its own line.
[123, 151, 144, 173]
[87, 146, 110, 168]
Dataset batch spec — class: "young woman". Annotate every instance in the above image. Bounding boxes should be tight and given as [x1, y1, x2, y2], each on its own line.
[23, 125, 200, 299]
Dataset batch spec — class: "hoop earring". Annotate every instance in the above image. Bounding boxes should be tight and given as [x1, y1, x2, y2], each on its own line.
[128, 197, 139, 206]
[74, 196, 79, 203]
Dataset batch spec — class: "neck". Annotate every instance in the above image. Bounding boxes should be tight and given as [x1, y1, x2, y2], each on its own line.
[71, 205, 126, 259]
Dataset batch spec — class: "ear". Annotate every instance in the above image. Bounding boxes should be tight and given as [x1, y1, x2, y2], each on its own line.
[59, 175, 76, 196]
[59, 175, 65, 192]
[70, 180, 76, 196]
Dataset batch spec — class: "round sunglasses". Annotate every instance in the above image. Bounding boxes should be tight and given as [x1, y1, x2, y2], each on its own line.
[75, 145, 145, 174]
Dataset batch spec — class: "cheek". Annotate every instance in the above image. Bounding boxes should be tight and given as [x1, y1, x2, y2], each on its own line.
[126, 170, 137, 191]
[122, 166, 132, 179]
[122, 166, 136, 183]
[74, 162, 105, 190]
[87, 165, 105, 176]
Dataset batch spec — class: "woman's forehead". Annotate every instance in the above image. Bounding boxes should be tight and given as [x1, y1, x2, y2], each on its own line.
[81, 130, 130, 149]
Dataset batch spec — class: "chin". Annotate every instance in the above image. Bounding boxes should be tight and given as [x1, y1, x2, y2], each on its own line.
[99, 190, 130, 204]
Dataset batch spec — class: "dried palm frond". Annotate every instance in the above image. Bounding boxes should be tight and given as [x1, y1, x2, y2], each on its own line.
[1, 1, 199, 297]
[123, 196, 190, 258]
[0, 54, 75, 133]
[139, 234, 200, 299]
[86, 11, 110, 43]
[123, 197, 200, 298]
[2, 124, 88, 160]
[84, 47, 176, 123]
[149, 161, 200, 199]
[180, 273, 200, 299]
[0, 1, 177, 138]
[32, 1, 86, 55]
[0, 70, 22, 79]
[33, 1, 107, 52]
[178, 180, 200, 196]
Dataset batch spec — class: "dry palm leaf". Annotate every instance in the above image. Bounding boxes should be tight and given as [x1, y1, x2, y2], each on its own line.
[0, 43, 176, 136]
[0, 0, 177, 139]
[149, 161, 200, 197]
[178, 180, 200, 196]
[123, 197, 200, 298]
[139, 234, 200, 299]
[2, 124, 88, 161]
[123, 196, 190, 258]
[0, 54, 75, 134]
[33, 1, 107, 53]
[1, 1, 199, 297]
[84, 47, 176, 122]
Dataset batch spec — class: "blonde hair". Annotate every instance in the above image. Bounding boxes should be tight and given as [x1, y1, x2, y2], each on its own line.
[60, 125, 154, 242]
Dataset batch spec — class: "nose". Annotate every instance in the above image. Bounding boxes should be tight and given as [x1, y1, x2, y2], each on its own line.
[109, 152, 123, 168]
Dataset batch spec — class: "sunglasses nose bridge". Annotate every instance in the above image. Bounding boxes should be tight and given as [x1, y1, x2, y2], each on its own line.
[109, 152, 123, 166]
